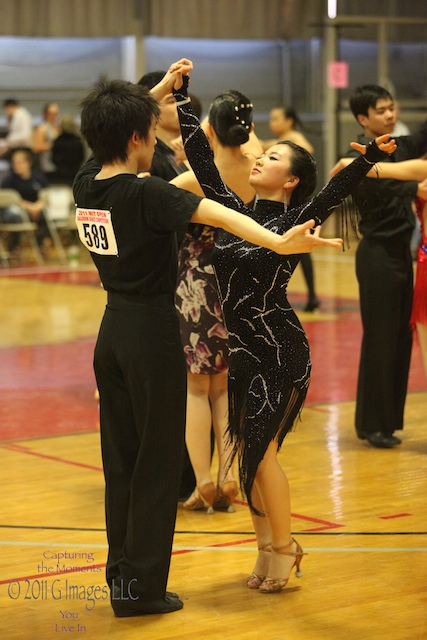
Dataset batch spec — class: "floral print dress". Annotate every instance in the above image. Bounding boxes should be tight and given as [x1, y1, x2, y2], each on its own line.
[175, 224, 228, 374]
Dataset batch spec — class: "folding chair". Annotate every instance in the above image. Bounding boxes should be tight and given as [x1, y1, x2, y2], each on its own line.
[39, 185, 76, 265]
[0, 188, 44, 266]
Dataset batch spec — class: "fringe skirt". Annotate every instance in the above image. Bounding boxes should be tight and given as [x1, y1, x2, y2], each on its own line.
[226, 366, 309, 515]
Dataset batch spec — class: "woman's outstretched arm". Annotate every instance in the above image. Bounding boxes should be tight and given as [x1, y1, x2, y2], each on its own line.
[293, 135, 396, 227]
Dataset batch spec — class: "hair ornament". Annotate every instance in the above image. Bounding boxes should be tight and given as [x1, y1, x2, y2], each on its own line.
[233, 100, 253, 129]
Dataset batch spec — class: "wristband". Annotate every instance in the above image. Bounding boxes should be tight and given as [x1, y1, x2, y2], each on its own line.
[364, 138, 388, 164]
[175, 96, 191, 106]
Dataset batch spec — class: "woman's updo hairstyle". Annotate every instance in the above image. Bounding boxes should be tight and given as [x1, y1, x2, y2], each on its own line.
[208, 90, 254, 147]
[278, 140, 317, 206]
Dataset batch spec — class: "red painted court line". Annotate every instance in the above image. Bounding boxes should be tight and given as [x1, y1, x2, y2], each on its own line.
[1, 541, 259, 583]
[305, 405, 333, 413]
[2, 542, 252, 582]
[292, 513, 344, 531]
[1, 448, 343, 531]
[0, 443, 103, 473]
[380, 513, 412, 520]
[211, 537, 257, 548]
[0, 564, 106, 585]
[172, 536, 259, 556]
[236, 497, 343, 531]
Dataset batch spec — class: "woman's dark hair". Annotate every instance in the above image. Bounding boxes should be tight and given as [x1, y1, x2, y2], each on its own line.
[208, 90, 253, 147]
[137, 70, 166, 90]
[43, 102, 58, 118]
[275, 105, 304, 131]
[10, 147, 33, 165]
[80, 79, 160, 165]
[278, 140, 317, 206]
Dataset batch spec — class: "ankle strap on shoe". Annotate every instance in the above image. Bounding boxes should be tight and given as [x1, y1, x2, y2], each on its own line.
[272, 538, 306, 556]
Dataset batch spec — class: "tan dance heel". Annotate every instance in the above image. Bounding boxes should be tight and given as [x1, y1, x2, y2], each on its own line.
[183, 482, 216, 514]
[214, 480, 239, 513]
[259, 538, 306, 594]
[246, 543, 272, 589]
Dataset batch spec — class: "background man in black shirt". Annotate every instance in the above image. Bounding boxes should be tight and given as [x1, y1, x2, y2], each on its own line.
[346, 84, 427, 448]
[138, 70, 188, 181]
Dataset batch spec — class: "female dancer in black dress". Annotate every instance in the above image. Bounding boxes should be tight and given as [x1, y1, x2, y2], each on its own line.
[173, 72, 396, 593]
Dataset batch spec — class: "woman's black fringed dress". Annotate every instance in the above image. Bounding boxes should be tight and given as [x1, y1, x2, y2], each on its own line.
[175, 83, 386, 514]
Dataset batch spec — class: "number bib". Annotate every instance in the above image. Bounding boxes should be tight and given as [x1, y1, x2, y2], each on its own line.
[76, 208, 118, 256]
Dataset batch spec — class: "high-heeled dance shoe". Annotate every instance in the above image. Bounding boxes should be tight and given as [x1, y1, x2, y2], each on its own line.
[182, 482, 216, 514]
[213, 481, 239, 513]
[246, 543, 272, 589]
[259, 538, 306, 594]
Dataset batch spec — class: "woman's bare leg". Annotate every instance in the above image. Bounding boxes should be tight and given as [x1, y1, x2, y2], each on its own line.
[185, 372, 213, 487]
[248, 482, 272, 579]
[254, 440, 299, 580]
[209, 371, 235, 486]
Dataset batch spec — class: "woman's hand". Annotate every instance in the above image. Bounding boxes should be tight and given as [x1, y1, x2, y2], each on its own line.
[149, 58, 193, 101]
[350, 133, 396, 157]
[330, 134, 397, 177]
[276, 219, 343, 254]
[168, 58, 193, 90]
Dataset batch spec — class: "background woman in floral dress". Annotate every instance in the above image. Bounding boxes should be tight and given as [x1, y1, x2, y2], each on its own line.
[174, 90, 261, 513]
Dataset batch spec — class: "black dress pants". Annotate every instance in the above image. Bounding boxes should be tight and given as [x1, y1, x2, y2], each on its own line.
[94, 292, 186, 601]
[355, 237, 413, 436]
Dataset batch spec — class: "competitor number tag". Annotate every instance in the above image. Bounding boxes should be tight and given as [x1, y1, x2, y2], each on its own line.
[76, 208, 118, 255]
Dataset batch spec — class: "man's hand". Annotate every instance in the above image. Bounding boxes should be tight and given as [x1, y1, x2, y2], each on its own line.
[168, 58, 193, 90]
[275, 219, 343, 255]
[149, 58, 193, 102]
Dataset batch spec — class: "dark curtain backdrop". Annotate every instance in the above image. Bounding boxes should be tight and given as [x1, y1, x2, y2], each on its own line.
[1, 0, 426, 41]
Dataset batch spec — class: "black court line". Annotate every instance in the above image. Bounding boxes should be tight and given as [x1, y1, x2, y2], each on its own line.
[0, 524, 426, 536]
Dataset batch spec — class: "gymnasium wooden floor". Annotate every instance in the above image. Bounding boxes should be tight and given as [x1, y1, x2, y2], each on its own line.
[0, 247, 426, 640]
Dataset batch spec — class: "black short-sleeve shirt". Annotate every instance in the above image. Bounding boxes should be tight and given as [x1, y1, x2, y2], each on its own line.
[73, 158, 203, 296]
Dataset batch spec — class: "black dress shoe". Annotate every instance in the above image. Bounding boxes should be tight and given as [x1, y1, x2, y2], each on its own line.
[358, 431, 402, 446]
[111, 585, 183, 617]
[366, 432, 396, 449]
[110, 584, 179, 602]
[112, 594, 183, 617]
